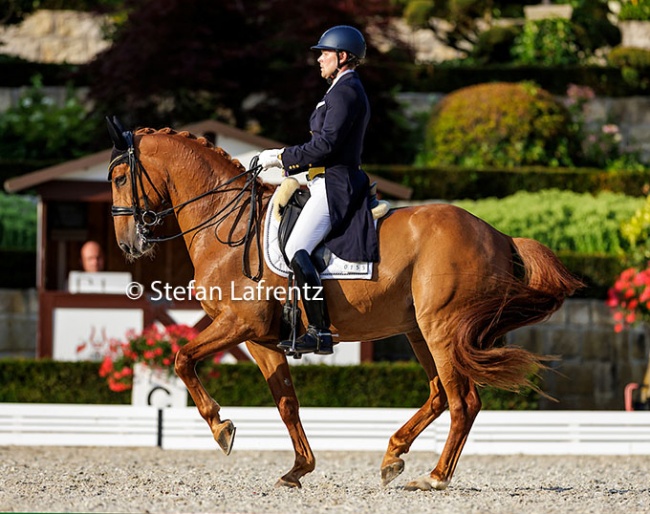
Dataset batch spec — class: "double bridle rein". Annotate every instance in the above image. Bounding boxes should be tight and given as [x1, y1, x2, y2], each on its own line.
[108, 130, 266, 281]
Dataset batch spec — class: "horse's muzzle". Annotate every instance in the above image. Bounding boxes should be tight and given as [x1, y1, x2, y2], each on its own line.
[119, 240, 152, 259]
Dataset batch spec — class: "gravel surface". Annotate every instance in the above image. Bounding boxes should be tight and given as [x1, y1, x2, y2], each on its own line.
[0, 446, 648, 513]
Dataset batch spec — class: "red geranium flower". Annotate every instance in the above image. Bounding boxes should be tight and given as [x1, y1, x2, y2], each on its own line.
[98, 324, 203, 392]
[607, 266, 650, 332]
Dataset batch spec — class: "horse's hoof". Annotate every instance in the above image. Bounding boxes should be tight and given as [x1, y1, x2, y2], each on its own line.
[275, 476, 302, 488]
[404, 474, 449, 491]
[381, 458, 405, 486]
[213, 419, 236, 455]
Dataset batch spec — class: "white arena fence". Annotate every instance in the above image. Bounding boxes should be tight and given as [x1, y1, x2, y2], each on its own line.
[1, 404, 650, 455]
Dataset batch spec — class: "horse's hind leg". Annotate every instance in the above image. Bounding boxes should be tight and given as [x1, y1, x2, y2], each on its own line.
[404, 337, 481, 491]
[381, 329, 448, 486]
[245, 341, 315, 489]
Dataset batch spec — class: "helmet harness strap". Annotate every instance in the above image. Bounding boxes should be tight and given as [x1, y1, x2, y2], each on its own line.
[327, 50, 345, 84]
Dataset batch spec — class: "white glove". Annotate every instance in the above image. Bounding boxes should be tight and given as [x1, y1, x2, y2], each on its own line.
[258, 148, 283, 170]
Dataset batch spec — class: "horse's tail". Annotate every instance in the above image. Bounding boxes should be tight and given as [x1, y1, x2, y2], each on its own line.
[450, 237, 584, 394]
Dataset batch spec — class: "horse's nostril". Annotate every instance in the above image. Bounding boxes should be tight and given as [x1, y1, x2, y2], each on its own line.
[119, 242, 130, 253]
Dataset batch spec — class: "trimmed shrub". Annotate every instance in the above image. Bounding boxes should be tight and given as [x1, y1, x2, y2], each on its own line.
[606, 46, 650, 90]
[608, 46, 650, 68]
[620, 194, 650, 266]
[422, 82, 580, 168]
[0, 360, 540, 410]
[453, 189, 642, 298]
[454, 189, 644, 255]
[399, 63, 650, 97]
[511, 18, 586, 66]
[366, 164, 650, 201]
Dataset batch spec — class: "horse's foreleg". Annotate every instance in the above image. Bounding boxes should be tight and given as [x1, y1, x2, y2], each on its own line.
[245, 341, 315, 489]
[175, 316, 254, 455]
[381, 329, 448, 486]
[404, 342, 481, 491]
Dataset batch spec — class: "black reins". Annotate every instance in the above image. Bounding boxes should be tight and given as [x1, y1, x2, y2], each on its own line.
[108, 131, 266, 281]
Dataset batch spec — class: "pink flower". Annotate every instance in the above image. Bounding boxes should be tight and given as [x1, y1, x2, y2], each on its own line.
[97, 323, 196, 392]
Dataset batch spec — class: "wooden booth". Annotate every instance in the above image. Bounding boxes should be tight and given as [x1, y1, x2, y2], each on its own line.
[4, 120, 413, 365]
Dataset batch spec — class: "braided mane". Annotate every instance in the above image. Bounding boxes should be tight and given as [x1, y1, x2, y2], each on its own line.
[135, 127, 246, 171]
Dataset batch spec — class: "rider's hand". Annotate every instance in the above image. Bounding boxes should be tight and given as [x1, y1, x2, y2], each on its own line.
[258, 149, 283, 170]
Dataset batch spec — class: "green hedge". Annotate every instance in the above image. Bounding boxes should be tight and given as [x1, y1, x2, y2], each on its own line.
[367, 165, 649, 201]
[0, 360, 540, 410]
[557, 252, 624, 299]
[452, 189, 643, 299]
[393, 63, 650, 97]
[2, 59, 647, 97]
[454, 190, 643, 255]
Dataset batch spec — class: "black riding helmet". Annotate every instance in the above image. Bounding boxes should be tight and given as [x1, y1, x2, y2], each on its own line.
[311, 25, 366, 60]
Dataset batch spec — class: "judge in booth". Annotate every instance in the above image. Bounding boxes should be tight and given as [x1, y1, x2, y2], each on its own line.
[68, 240, 131, 294]
[80, 240, 105, 272]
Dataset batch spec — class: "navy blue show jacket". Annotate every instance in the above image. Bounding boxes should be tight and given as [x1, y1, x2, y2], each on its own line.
[281, 71, 379, 262]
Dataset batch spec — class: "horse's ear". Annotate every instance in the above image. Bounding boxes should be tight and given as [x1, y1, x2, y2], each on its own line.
[106, 115, 127, 151]
[112, 115, 126, 134]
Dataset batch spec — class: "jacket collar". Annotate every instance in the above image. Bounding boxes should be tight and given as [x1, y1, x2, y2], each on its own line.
[326, 69, 355, 93]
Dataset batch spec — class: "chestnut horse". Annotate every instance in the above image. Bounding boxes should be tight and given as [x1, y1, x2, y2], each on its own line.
[106, 121, 581, 491]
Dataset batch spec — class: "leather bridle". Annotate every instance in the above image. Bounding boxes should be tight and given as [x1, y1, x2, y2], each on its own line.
[108, 131, 266, 281]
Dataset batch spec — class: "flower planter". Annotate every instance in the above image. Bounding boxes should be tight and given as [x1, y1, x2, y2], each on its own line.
[524, 4, 573, 21]
[619, 21, 650, 49]
[131, 362, 188, 408]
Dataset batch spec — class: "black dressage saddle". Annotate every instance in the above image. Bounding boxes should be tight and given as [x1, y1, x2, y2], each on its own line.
[276, 182, 380, 272]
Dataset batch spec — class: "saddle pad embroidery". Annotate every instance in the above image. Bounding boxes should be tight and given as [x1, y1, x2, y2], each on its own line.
[263, 188, 374, 280]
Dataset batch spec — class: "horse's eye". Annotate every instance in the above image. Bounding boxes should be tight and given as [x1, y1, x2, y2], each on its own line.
[114, 175, 127, 187]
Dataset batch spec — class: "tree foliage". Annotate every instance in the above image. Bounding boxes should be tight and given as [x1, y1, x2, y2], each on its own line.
[400, 0, 538, 56]
[400, 0, 619, 62]
[0, 0, 123, 25]
[0, 75, 101, 160]
[85, 0, 417, 164]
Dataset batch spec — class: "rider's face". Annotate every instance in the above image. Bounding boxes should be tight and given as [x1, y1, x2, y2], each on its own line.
[318, 50, 339, 80]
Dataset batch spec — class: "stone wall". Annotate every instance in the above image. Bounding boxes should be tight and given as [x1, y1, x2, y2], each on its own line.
[0, 289, 38, 358]
[0, 10, 109, 64]
[507, 299, 650, 410]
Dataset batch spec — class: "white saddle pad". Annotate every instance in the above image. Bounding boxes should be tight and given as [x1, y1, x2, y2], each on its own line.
[263, 188, 374, 280]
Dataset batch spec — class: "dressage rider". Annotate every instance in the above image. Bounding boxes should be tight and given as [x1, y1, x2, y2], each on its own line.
[258, 25, 379, 355]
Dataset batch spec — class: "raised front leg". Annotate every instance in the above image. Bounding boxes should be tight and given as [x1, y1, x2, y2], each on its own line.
[175, 313, 255, 455]
[381, 329, 448, 486]
[246, 341, 315, 488]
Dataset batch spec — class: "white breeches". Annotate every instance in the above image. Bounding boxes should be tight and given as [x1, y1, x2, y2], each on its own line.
[284, 176, 332, 262]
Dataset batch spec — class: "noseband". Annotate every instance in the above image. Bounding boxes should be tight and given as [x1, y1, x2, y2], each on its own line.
[108, 131, 266, 281]
[108, 131, 167, 236]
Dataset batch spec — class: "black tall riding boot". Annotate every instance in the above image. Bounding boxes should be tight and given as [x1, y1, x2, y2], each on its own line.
[277, 249, 333, 355]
